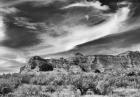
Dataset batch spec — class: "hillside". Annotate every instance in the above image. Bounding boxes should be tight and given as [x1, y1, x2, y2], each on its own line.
[1, 51, 140, 97]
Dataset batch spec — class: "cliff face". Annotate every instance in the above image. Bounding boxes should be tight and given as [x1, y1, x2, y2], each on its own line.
[20, 51, 140, 73]
[94, 51, 140, 69]
[88, 51, 140, 72]
[20, 56, 53, 74]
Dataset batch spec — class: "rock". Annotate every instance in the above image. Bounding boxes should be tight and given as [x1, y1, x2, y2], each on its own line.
[90, 51, 140, 71]
[20, 51, 140, 73]
[20, 56, 53, 74]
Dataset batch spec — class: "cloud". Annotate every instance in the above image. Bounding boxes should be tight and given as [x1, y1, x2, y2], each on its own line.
[0, 0, 69, 8]
[2, 17, 41, 48]
[0, 15, 6, 41]
[0, 58, 26, 74]
[65, 26, 140, 55]
[0, 0, 139, 73]
[0, 1, 133, 54]
[62, 1, 109, 10]
[27, 5, 130, 56]
[0, 47, 27, 74]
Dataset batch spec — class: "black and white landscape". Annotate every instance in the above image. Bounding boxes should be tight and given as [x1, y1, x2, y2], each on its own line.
[0, 0, 140, 97]
[0, 0, 139, 73]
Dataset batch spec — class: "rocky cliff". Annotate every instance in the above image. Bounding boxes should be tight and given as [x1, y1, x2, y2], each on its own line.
[20, 51, 140, 74]
[20, 56, 54, 74]
[92, 51, 140, 69]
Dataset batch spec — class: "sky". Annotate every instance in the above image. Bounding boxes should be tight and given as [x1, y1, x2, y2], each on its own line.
[0, 0, 140, 73]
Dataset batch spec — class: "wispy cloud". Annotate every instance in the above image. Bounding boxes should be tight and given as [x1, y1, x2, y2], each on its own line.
[28, 3, 131, 56]
[0, 0, 139, 73]
[0, 58, 26, 74]
[62, 1, 109, 10]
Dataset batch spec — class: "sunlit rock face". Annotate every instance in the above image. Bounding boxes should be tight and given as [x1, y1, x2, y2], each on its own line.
[0, 0, 140, 73]
[90, 51, 140, 71]
[20, 56, 53, 74]
[20, 51, 140, 74]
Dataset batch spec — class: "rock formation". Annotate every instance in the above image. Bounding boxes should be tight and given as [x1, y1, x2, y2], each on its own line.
[20, 56, 53, 74]
[20, 51, 140, 74]
[90, 51, 140, 71]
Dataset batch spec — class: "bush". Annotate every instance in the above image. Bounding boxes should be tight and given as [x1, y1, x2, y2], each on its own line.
[21, 74, 34, 84]
[0, 77, 21, 95]
[69, 72, 99, 95]
[30, 70, 68, 86]
[96, 68, 140, 95]
[13, 84, 52, 97]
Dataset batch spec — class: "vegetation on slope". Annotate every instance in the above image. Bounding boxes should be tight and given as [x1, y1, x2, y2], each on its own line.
[1, 52, 140, 97]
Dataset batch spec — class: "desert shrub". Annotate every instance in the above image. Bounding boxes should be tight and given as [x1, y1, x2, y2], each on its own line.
[0, 93, 15, 97]
[44, 85, 56, 93]
[58, 58, 70, 70]
[0, 77, 21, 95]
[21, 74, 35, 84]
[54, 86, 76, 97]
[14, 84, 52, 97]
[0, 73, 35, 96]
[30, 69, 68, 86]
[30, 73, 51, 85]
[97, 79, 115, 95]
[69, 65, 82, 74]
[69, 72, 99, 95]
[96, 67, 140, 95]
[96, 69, 129, 95]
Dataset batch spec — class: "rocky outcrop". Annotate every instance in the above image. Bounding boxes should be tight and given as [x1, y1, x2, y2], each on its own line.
[68, 51, 140, 72]
[91, 51, 140, 70]
[20, 56, 53, 74]
[20, 51, 140, 73]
